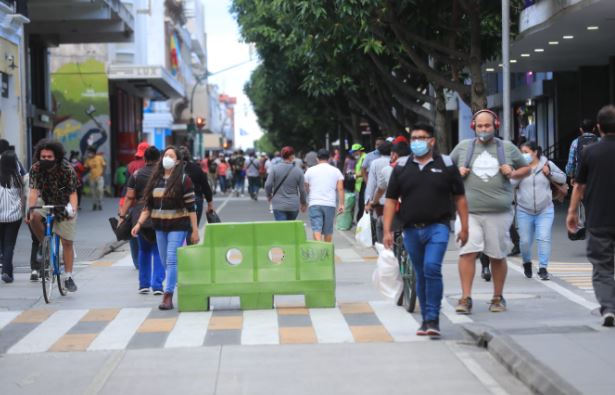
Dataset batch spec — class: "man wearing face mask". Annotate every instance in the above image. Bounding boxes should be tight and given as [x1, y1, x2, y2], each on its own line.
[26, 139, 79, 292]
[450, 109, 530, 314]
[383, 124, 469, 337]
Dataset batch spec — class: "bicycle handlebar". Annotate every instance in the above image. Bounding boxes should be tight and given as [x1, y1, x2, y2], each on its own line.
[29, 205, 67, 210]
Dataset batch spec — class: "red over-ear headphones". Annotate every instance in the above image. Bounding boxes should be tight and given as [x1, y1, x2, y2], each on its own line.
[470, 109, 500, 130]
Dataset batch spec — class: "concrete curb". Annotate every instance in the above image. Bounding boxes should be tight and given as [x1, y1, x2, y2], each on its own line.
[462, 323, 582, 395]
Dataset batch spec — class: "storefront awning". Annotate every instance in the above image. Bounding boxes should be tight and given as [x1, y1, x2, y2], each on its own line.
[108, 65, 186, 101]
[26, 0, 134, 44]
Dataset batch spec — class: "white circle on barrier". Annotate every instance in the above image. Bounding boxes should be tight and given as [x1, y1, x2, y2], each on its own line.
[226, 248, 243, 266]
[268, 247, 285, 265]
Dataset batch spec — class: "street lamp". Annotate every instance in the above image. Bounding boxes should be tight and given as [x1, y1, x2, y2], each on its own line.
[502, 0, 511, 141]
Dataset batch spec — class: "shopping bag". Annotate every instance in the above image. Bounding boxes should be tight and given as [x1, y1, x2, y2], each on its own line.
[336, 192, 355, 230]
[372, 243, 403, 300]
[355, 212, 373, 247]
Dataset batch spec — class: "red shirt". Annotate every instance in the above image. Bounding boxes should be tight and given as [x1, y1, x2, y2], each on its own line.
[127, 158, 145, 176]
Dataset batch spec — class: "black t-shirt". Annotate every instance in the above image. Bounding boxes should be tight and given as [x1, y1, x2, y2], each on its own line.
[386, 154, 465, 226]
[184, 162, 213, 202]
[127, 164, 155, 201]
[575, 135, 615, 228]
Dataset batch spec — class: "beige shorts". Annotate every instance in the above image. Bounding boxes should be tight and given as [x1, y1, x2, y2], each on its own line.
[35, 207, 77, 242]
[455, 210, 513, 259]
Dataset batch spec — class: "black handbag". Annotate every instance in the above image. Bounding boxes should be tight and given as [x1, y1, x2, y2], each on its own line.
[109, 214, 132, 241]
[206, 210, 221, 224]
[131, 202, 156, 244]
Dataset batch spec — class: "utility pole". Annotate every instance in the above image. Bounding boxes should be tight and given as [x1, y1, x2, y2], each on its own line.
[502, 0, 511, 141]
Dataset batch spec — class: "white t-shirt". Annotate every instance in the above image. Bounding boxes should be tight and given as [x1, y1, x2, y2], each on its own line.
[304, 163, 344, 207]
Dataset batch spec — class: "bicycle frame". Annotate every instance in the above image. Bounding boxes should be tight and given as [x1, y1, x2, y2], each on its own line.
[44, 212, 62, 277]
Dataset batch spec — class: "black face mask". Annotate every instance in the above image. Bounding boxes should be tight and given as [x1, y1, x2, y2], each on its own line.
[39, 160, 56, 171]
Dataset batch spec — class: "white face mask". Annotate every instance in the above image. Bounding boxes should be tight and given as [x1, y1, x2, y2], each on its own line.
[162, 156, 177, 170]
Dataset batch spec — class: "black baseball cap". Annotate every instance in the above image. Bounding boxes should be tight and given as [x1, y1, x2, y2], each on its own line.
[317, 148, 330, 160]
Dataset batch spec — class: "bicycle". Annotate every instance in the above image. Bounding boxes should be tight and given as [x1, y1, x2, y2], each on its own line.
[393, 230, 417, 313]
[30, 205, 67, 303]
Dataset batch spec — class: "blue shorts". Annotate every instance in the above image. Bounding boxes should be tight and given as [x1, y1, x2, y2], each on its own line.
[309, 205, 336, 235]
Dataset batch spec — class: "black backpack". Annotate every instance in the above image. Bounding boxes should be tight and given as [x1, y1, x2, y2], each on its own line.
[574, 134, 599, 177]
[208, 160, 218, 174]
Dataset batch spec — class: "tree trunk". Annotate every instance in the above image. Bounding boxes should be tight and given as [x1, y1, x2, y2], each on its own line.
[468, 8, 487, 112]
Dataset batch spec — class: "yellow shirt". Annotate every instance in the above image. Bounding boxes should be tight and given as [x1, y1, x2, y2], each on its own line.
[85, 155, 106, 180]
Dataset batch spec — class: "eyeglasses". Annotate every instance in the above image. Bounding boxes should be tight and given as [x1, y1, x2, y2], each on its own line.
[410, 136, 432, 141]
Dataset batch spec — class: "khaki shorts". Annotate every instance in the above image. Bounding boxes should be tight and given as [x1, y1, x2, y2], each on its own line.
[35, 207, 77, 242]
[455, 210, 513, 259]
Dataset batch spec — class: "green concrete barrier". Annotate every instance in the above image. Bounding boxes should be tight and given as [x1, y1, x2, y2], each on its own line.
[177, 220, 335, 311]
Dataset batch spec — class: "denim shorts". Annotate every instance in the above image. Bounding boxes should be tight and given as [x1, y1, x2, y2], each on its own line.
[309, 205, 336, 235]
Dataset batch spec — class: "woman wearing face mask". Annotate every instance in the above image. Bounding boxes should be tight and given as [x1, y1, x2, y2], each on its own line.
[131, 146, 199, 310]
[511, 141, 566, 280]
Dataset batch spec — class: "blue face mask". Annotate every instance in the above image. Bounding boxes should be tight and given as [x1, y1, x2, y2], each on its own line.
[522, 153, 532, 164]
[477, 131, 494, 142]
[411, 140, 430, 157]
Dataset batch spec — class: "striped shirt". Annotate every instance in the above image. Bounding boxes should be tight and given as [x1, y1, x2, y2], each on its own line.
[0, 181, 23, 223]
[146, 175, 196, 232]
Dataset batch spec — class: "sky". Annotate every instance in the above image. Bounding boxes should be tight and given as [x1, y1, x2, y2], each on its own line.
[204, 0, 262, 149]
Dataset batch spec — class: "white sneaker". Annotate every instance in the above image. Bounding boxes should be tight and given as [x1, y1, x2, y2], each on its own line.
[138, 288, 150, 294]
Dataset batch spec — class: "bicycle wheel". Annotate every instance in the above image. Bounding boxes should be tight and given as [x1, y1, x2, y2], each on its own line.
[394, 233, 417, 312]
[399, 246, 417, 312]
[41, 237, 54, 303]
[55, 236, 66, 296]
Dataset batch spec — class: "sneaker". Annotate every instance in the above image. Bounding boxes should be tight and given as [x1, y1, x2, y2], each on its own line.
[481, 265, 491, 282]
[138, 288, 150, 294]
[489, 295, 507, 312]
[455, 297, 473, 314]
[152, 289, 164, 296]
[416, 322, 428, 336]
[602, 312, 615, 327]
[1, 273, 13, 283]
[537, 268, 550, 281]
[30, 270, 39, 281]
[523, 262, 533, 278]
[64, 277, 78, 292]
[425, 320, 441, 337]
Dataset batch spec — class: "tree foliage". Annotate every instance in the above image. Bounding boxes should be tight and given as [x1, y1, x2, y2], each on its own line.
[232, 0, 524, 150]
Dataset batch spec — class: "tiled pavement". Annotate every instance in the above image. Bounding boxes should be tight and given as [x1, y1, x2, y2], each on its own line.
[0, 302, 438, 355]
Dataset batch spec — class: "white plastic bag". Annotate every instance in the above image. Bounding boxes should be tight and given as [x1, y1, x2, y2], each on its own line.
[372, 243, 403, 300]
[355, 212, 373, 247]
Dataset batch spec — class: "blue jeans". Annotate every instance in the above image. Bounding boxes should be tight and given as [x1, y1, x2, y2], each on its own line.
[155, 230, 188, 293]
[248, 176, 260, 196]
[516, 206, 554, 268]
[234, 175, 245, 193]
[273, 210, 299, 221]
[218, 176, 227, 192]
[138, 234, 164, 290]
[403, 224, 450, 322]
[129, 237, 139, 269]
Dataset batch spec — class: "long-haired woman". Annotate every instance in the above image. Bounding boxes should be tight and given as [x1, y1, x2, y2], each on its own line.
[0, 151, 24, 283]
[131, 146, 199, 309]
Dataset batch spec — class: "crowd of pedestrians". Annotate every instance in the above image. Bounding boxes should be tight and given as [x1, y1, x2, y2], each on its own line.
[1, 104, 614, 330]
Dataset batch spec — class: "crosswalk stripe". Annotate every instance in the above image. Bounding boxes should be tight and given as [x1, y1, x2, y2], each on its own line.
[7, 309, 87, 354]
[309, 308, 354, 344]
[87, 308, 150, 351]
[369, 301, 427, 342]
[164, 312, 211, 348]
[0, 311, 20, 331]
[241, 310, 279, 345]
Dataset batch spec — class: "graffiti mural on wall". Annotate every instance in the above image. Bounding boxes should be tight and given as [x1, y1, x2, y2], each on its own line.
[51, 59, 111, 184]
